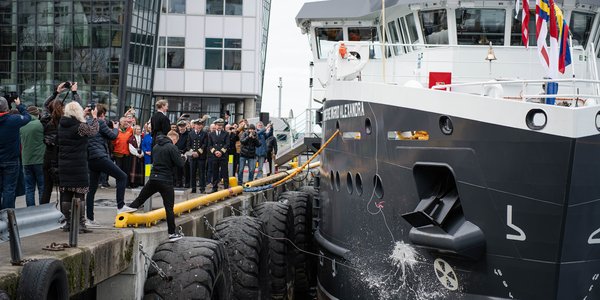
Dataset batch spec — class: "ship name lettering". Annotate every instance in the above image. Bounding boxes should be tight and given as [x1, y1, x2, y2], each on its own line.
[324, 102, 364, 121]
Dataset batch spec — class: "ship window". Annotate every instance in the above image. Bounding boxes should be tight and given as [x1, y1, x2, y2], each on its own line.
[420, 9, 448, 45]
[570, 12, 594, 47]
[510, 10, 536, 46]
[387, 20, 401, 56]
[316, 27, 343, 59]
[405, 13, 419, 45]
[456, 8, 505, 45]
[348, 27, 381, 59]
[398, 16, 410, 53]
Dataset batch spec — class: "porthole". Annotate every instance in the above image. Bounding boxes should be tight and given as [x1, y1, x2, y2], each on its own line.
[346, 172, 353, 194]
[526, 109, 547, 130]
[373, 175, 384, 199]
[365, 118, 372, 135]
[439, 115, 453, 135]
[595, 111, 600, 131]
[335, 171, 341, 192]
[330, 170, 335, 190]
[355, 173, 363, 195]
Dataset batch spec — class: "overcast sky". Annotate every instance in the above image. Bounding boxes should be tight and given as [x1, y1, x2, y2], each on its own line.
[261, 0, 316, 119]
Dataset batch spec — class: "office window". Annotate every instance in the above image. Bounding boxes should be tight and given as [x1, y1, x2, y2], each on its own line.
[162, 0, 186, 14]
[205, 38, 242, 70]
[158, 37, 185, 68]
[207, 0, 243, 15]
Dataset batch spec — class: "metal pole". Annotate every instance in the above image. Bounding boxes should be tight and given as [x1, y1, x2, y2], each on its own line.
[277, 77, 283, 118]
[308, 62, 314, 134]
[69, 200, 80, 247]
[7, 209, 23, 265]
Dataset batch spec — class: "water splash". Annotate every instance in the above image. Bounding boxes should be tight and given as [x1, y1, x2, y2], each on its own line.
[390, 240, 420, 284]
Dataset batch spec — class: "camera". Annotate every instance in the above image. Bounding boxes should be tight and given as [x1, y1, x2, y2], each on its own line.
[87, 103, 96, 110]
[3, 92, 18, 109]
[63, 82, 72, 89]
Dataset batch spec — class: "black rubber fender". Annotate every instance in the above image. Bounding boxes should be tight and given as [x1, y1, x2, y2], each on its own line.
[0, 288, 10, 300]
[255, 201, 295, 299]
[143, 237, 232, 299]
[17, 259, 69, 300]
[278, 191, 316, 299]
[214, 216, 271, 300]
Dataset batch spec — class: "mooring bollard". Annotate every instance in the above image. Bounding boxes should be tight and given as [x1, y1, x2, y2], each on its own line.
[69, 200, 80, 247]
[7, 209, 23, 265]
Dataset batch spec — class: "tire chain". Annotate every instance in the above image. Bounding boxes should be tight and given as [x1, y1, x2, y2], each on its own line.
[138, 242, 169, 281]
[203, 216, 222, 240]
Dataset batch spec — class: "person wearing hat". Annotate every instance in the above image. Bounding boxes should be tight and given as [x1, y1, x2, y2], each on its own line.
[174, 120, 190, 188]
[20, 106, 46, 207]
[0, 97, 30, 209]
[208, 118, 230, 192]
[188, 119, 208, 193]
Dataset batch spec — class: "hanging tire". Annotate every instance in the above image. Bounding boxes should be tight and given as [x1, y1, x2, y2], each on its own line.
[17, 259, 69, 300]
[213, 216, 271, 300]
[279, 191, 316, 299]
[255, 201, 294, 299]
[143, 237, 232, 299]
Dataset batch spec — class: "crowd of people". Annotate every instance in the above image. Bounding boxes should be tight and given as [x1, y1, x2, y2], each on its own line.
[0, 82, 277, 241]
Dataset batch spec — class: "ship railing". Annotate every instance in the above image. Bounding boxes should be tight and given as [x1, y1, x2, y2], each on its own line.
[289, 108, 321, 146]
[588, 42, 600, 96]
[431, 78, 600, 106]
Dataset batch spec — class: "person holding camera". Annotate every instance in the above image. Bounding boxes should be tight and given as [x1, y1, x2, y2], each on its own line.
[238, 124, 261, 184]
[39, 82, 81, 205]
[58, 101, 98, 233]
[85, 105, 134, 227]
[208, 118, 230, 193]
[255, 121, 273, 179]
[0, 96, 30, 209]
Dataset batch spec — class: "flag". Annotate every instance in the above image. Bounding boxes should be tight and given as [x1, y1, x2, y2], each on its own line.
[536, 0, 559, 78]
[548, 0, 559, 79]
[536, 0, 550, 72]
[517, 0, 530, 47]
[554, 3, 572, 73]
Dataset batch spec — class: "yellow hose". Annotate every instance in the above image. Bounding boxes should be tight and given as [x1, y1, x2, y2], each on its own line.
[271, 129, 339, 188]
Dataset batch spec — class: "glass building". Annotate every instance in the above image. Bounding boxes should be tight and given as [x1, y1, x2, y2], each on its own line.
[0, 0, 160, 122]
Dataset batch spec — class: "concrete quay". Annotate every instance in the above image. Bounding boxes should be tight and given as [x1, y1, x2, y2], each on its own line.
[0, 180, 299, 299]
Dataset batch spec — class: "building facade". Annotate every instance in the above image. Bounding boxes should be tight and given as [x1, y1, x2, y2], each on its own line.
[0, 0, 161, 121]
[153, 0, 271, 124]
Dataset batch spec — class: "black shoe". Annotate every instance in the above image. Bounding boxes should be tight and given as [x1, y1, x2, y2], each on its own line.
[191, 189, 196, 193]
[79, 225, 93, 234]
[101, 183, 110, 188]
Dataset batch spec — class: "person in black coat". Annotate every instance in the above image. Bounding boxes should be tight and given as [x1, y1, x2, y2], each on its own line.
[150, 99, 170, 145]
[174, 121, 190, 188]
[266, 134, 278, 176]
[58, 101, 98, 233]
[128, 131, 186, 241]
[225, 124, 240, 177]
[188, 120, 208, 193]
[238, 124, 261, 184]
[208, 118, 230, 193]
[85, 105, 134, 227]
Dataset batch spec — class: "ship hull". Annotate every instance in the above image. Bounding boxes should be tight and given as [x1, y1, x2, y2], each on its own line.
[316, 97, 600, 299]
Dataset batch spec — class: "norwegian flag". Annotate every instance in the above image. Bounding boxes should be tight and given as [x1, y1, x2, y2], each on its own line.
[518, 0, 530, 47]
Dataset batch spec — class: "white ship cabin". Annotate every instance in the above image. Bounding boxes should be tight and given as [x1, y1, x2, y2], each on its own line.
[296, 0, 600, 106]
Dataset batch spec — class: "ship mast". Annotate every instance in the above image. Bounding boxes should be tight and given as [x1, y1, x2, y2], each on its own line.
[381, 0, 387, 83]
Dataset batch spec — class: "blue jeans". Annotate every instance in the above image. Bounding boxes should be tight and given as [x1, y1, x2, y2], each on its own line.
[256, 156, 266, 179]
[0, 161, 20, 209]
[238, 157, 256, 184]
[23, 164, 44, 207]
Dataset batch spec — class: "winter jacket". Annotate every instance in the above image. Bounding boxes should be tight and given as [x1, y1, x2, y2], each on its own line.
[175, 130, 190, 154]
[149, 135, 185, 183]
[87, 118, 118, 161]
[188, 129, 208, 160]
[141, 134, 153, 165]
[0, 104, 30, 162]
[113, 127, 133, 156]
[239, 131, 261, 159]
[256, 128, 273, 157]
[267, 135, 278, 156]
[58, 116, 98, 188]
[41, 91, 82, 165]
[20, 115, 45, 165]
